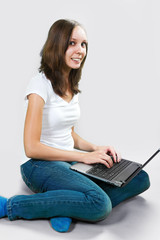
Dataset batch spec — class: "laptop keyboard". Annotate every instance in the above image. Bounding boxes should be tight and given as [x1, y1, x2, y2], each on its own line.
[87, 159, 132, 181]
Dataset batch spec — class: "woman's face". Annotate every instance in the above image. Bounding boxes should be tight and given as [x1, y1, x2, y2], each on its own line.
[65, 26, 87, 72]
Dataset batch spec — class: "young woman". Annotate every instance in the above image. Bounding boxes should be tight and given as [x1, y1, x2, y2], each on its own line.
[0, 19, 150, 233]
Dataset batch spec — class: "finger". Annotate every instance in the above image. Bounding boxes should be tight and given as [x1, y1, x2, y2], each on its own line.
[107, 147, 117, 163]
[99, 160, 111, 168]
[105, 155, 114, 167]
[116, 152, 122, 162]
[99, 152, 113, 166]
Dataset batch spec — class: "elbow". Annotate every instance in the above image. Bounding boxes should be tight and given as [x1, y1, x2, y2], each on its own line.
[25, 150, 33, 159]
[24, 146, 35, 159]
[24, 142, 39, 159]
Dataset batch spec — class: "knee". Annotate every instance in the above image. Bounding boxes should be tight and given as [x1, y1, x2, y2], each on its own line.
[98, 192, 112, 220]
[132, 170, 150, 197]
[88, 190, 112, 222]
[138, 170, 150, 191]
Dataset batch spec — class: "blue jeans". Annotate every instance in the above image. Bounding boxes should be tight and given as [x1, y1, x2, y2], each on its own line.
[7, 160, 150, 221]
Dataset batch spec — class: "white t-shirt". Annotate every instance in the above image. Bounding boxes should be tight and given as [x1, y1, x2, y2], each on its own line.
[23, 72, 80, 162]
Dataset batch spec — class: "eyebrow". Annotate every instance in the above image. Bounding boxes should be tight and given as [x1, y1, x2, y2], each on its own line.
[70, 37, 88, 43]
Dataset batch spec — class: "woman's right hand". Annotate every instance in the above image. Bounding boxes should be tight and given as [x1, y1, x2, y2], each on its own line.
[82, 150, 114, 168]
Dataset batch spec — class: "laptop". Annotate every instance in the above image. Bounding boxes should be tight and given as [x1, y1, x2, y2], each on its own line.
[70, 149, 160, 187]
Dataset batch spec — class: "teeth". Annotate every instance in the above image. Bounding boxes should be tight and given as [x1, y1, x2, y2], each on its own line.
[72, 58, 81, 61]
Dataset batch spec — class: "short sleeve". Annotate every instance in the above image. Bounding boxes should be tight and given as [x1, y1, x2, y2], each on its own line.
[25, 73, 48, 103]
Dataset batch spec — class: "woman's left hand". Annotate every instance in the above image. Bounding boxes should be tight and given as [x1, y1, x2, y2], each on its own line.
[95, 145, 121, 163]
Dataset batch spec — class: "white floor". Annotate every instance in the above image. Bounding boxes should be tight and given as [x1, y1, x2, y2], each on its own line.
[1, 154, 160, 240]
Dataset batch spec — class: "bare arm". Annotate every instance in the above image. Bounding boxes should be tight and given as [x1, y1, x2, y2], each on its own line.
[71, 127, 97, 152]
[24, 94, 118, 167]
[72, 127, 121, 164]
[24, 94, 85, 162]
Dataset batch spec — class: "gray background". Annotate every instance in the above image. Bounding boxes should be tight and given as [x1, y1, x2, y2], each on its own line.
[0, 1, 159, 240]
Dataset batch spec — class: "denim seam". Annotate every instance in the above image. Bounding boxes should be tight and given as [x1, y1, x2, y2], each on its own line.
[34, 165, 97, 190]
[52, 168, 98, 189]
[26, 161, 108, 199]
[21, 165, 38, 193]
[21, 160, 109, 215]
[21, 166, 32, 186]
[8, 200, 97, 210]
[7, 196, 18, 221]
[30, 160, 53, 169]
[29, 160, 102, 191]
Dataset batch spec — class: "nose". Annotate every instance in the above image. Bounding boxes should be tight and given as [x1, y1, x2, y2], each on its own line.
[76, 44, 85, 55]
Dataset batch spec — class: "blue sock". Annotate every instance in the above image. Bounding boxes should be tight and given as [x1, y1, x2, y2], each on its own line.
[50, 217, 72, 233]
[0, 196, 7, 218]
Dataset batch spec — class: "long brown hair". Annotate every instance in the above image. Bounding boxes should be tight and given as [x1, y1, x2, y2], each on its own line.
[39, 19, 88, 96]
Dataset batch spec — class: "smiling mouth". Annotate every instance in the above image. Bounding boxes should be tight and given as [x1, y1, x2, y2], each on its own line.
[71, 58, 82, 63]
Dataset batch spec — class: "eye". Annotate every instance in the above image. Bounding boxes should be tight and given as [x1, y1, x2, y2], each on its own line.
[81, 42, 87, 48]
[69, 41, 75, 46]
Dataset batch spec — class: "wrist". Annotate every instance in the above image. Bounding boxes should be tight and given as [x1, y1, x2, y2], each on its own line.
[75, 151, 87, 163]
[91, 144, 98, 151]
